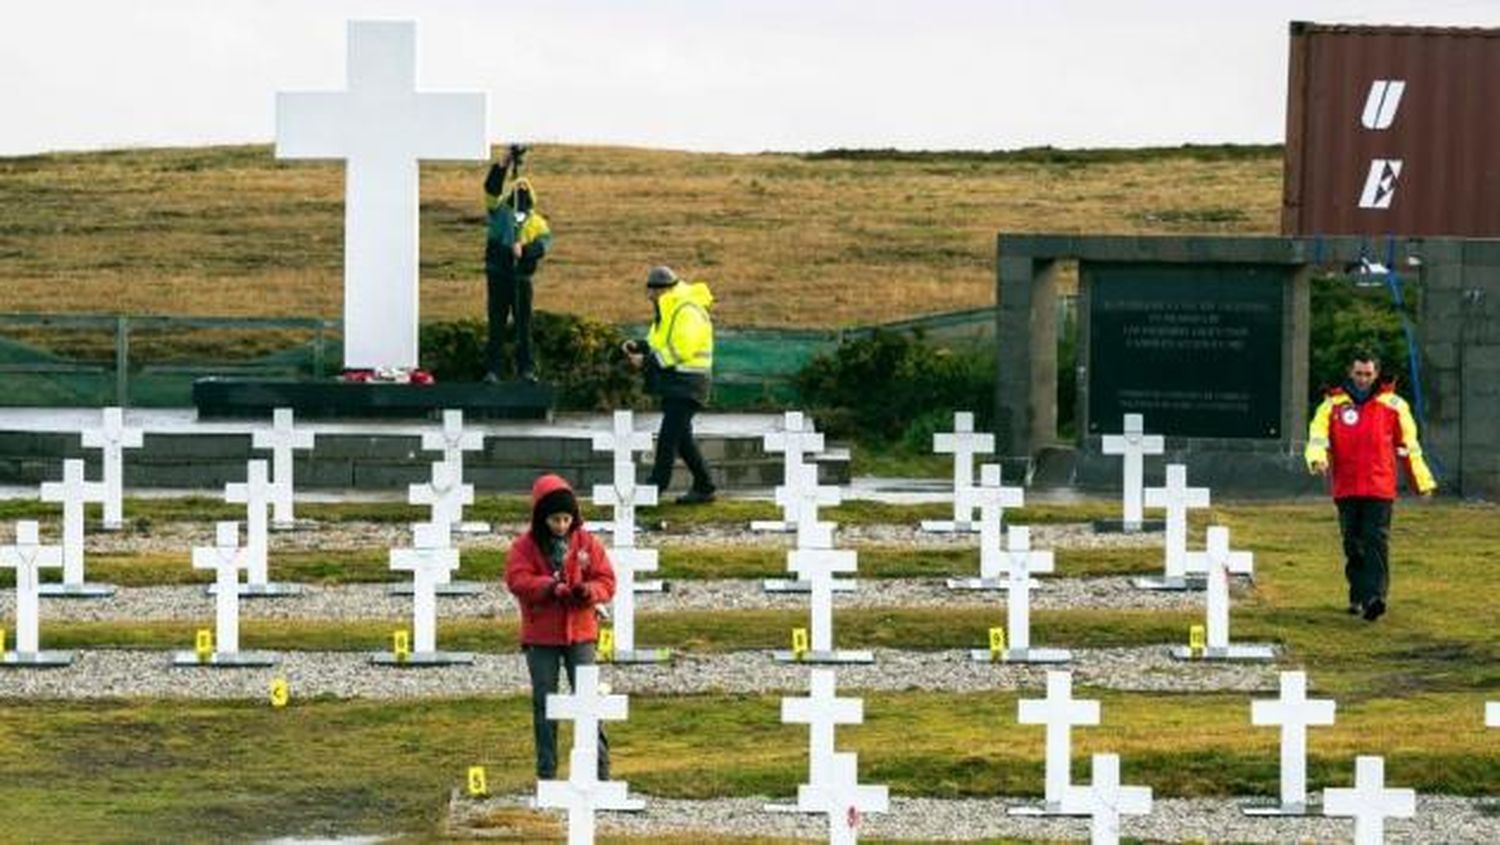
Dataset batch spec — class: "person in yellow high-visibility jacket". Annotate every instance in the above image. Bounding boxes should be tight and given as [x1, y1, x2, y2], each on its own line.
[624, 266, 716, 504]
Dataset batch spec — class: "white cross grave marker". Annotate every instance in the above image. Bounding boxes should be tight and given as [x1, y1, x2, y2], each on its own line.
[782, 669, 864, 802]
[535, 665, 643, 843]
[968, 527, 1069, 663]
[1488, 702, 1498, 727]
[38, 459, 113, 597]
[753, 412, 826, 533]
[606, 546, 668, 663]
[1060, 753, 1153, 845]
[763, 460, 849, 594]
[1246, 671, 1336, 815]
[921, 411, 995, 533]
[174, 522, 278, 666]
[946, 464, 1025, 590]
[223, 460, 300, 597]
[1135, 463, 1210, 590]
[409, 459, 473, 541]
[1323, 756, 1416, 845]
[1099, 414, 1164, 533]
[0, 521, 72, 666]
[1014, 671, 1100, 815]
[591, 411, 658, 543]
[1172, 526, 1272, 661]
[423, 410, 488, 533]
[803, 751, 888, 845]
[276, 20, 487, 370]
[374, 522, 472, 665]
[80, 407, 143, 531]
[774, 547, 872, 663]
[251, 408, 315, 530]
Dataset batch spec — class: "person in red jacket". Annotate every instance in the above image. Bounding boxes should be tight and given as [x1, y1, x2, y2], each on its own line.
[505, 474, 617, 780]
[1305, 350, 1436, 621]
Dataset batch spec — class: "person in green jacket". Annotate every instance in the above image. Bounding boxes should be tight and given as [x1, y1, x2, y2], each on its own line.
[483, 145, 551, 383]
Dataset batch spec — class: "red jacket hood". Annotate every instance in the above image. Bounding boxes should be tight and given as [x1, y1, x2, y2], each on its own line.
[531, 473, 574, 504]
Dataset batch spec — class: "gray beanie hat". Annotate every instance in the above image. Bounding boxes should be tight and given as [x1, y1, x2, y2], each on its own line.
[645, 265, 679, 288]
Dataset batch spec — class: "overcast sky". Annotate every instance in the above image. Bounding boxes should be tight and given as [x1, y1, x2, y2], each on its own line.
[3, 0, 1499, 156]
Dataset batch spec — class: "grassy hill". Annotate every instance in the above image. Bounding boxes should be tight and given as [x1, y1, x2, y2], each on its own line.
[0, 143, 1282, 329]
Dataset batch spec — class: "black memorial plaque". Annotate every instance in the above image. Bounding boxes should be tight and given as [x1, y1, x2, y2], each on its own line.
[1086, 263, 1285, 438]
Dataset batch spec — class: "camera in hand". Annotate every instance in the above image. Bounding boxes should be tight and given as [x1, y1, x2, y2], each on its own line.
[509, 143, 529, 167]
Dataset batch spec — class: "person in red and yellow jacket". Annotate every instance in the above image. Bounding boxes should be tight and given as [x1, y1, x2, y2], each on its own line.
[504, 474, 616, 780]
[1305, 350, 1436, 621]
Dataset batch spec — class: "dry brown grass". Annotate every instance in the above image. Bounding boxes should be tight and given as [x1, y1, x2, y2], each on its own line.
[0, 144, 1282, 329]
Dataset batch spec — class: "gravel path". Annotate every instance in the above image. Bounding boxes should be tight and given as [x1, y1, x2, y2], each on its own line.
[0, 647, 1279, 700]
[1, 574, 1223, 622]
[453, 793, 1500, 844]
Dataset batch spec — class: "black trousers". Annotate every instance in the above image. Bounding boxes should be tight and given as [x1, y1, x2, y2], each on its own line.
[647, 396, 714, 494]
[485, 267, 533, 377]
[1336, 497, 1393, 606]
[523, 642, 608, 780]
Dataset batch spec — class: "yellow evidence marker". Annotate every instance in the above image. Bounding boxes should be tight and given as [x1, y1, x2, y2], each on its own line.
[791, 627, 809, 660]
[466, 766, 488, 797]
[988, 626, 1007, 662]
[392, 629, 411, 663]
[1188, 624, 1206, 659]
[269, 678, 290, 708]
[598, 627, 615, 663]
[195, 629, 214, 663]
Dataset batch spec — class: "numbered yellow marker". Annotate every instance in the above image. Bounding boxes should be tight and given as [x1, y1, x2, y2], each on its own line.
[1189, 624, 1206, 659]
[988, 626, 1007, 662]
[392, 629, 411, 663]
[1, 627, 6, 655]
[598, 627, 615, 663]
[467, 765, 489, 797]
[269, 677, 290, 708]
[195, 629, 214, 663]
[791, 627, 809, 660]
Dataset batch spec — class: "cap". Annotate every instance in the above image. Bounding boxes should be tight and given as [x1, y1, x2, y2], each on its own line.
[645, 265, 678, 288]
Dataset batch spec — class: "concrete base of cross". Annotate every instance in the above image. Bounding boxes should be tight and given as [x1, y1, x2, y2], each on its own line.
[968, 647, 1072, 664]
[772, 649, 875, 665]
[370, 650, 476, 666]
[607, 648, 673, 665]
[1091, 519, 1166, 534]
[1242, 800, 1322, 817]
[1170, 644, 1277, 662]
[207, 583, 305, 598]
[1132, 575, 1207, 591]
[918, 520, 981, 534]
[762, 579, 856, 594]
[38, 583, 117, 599]
[100, 520, 127, 532]
[633, 580, 666, 594]
[271, 520, 319, 532]
[945, 577, 1039, 591]
[748, 519, 796, 533]
[0, 651, 76, 668]
[455, 521, 491, 534]
[1008, 802, 1090, 817]
[387, 581, 484, 597]
[172, 650, 280, 667]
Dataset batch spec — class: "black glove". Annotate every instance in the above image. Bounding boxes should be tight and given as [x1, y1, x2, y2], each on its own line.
[570, 583, 589, 604]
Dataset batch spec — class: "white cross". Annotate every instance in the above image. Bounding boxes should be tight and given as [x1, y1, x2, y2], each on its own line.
[783, 669, 864, 792]
[0, 521, 63, 654]
[423, 409, 484, 481]
[193, 522, 249, 655]
[791, 547, 858, 653]
[1060, 753, 1153, 845]
[79, 407, 143, 530]
[777, 461, 840, 548]
[1323, 755, 1415, 845]
[1100, 414, 1164, 531]
[592, 410, 654, 475]
[1018, 671, 1101, 807]
[608, 546, 659, 654]
[763, 412, 827, 530]
[1004, 527, 1055, 652]
[934, 411, 995, 528]
[1488, 702, 1498, 727]
[409, 459, 473, 537]
[251, 408, 315, 529]
[1143, 464, 1209, 580]
[389, 522, 460, 654]
[592, 477, 657, 549]
[800, 751, 888, 845]
[1251, 671, 1336, 809]
[225, 460, 277, 588]
[1185, 526, 1254, 651]
[974, 464, 1026, 581]
[276, 20, 487, 370]
[535, 665, 636, 844]
[38, 459, 106, 587]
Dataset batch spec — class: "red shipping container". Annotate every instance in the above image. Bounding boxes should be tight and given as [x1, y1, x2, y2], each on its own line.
[1282, 21, 1500, 237]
